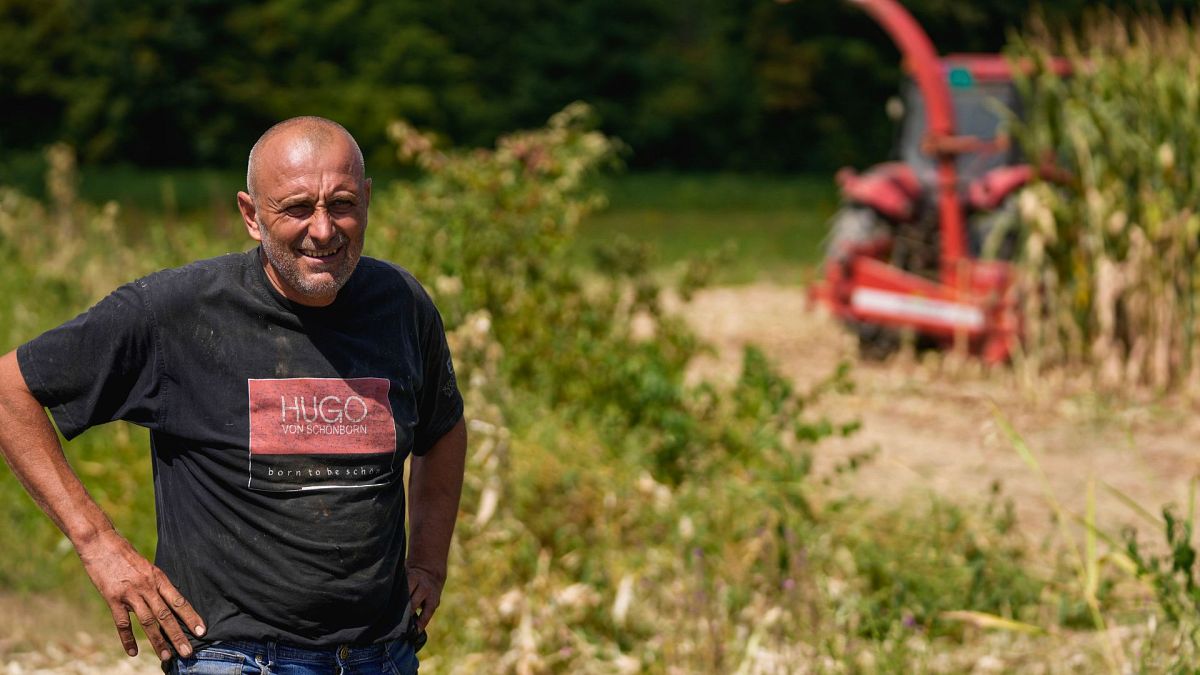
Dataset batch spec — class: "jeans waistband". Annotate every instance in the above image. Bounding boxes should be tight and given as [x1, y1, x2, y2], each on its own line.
[211, 639, 403, 666]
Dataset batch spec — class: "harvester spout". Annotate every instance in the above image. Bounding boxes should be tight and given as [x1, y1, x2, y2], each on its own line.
[846, 0, 966, 286]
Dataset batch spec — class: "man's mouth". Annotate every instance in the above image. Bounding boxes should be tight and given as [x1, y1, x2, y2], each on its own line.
[297, 244, 344, 262]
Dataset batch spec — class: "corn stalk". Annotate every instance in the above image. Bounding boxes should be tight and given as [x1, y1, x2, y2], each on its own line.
[1010, 10, 1200, 390]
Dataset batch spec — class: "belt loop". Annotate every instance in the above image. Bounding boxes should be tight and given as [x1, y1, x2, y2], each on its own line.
[267, 640, 278, 671]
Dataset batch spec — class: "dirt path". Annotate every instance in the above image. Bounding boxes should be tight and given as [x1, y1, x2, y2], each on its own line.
[681, 283, 1200, 539]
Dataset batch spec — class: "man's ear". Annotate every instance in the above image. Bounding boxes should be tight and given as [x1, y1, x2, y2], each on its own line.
[237, 191, 263, 242]
[364, 177, 372, 208]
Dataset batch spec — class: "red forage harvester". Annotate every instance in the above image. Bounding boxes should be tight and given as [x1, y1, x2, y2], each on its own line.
[810, 0, 1069, 362]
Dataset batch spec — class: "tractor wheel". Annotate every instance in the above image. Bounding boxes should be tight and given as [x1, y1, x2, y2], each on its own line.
[851, 320, 902, 361]
[824, 207, 903, 360]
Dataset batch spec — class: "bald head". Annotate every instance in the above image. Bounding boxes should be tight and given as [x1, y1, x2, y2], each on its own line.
[246, 117, 365, 200]
[236, 116, 372, 306]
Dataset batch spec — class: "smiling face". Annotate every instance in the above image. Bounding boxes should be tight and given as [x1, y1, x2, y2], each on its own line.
[237, 122, 371, 306]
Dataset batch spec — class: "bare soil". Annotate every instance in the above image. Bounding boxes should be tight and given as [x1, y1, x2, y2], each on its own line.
[680, 283, 1200, 539]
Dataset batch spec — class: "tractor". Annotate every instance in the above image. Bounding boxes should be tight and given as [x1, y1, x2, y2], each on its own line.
[810, 0, 1068, 361]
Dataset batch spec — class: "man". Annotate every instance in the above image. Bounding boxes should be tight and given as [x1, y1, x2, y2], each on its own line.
[0, 117, 466, 674]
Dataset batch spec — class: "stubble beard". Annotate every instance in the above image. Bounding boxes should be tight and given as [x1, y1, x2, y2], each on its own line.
[259, 223, 362, 302]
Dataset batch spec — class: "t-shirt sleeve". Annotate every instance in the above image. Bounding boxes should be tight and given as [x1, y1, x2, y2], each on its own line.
[16, 280, 165, 440]
[411, 295, 464, 457]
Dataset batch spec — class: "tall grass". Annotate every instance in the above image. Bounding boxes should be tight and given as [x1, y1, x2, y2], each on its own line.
[1010, 11, 1200, 390]
[994, 409, 1200, 673]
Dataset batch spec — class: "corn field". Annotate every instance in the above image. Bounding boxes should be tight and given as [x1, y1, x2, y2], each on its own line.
[1011, 11, 1200, 390]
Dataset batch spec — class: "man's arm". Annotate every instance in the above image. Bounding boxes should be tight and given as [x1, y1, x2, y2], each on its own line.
[406, 417, 467, 631]
[0, 350, 204, 661]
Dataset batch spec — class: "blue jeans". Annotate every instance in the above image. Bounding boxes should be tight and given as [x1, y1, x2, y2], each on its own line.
[167, 639, 419, 675]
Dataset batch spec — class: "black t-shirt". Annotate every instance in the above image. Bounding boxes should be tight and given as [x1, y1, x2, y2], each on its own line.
[17, 248, 464, 647]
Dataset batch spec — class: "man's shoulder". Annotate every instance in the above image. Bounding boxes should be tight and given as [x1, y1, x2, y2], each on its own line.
[354, 255, 419, 285]
[129, 250, 254, 314]
[136, 250, 251, 289]
[351, 256, 436, 306]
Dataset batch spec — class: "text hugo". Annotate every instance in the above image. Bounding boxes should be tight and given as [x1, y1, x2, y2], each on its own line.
[279, 395, 370, 424]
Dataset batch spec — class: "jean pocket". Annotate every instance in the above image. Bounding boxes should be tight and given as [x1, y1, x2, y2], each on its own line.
[176, 645, 254, 675]
[384, 640, 419, 675]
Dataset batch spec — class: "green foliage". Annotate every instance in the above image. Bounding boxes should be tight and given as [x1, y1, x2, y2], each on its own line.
[0, 146, 190, 602]
[372, 104, 841, 487]
[1125, 505, 1200, 629]
[1113, 493, 1200, 673]
[0, 0, 1170, 172]
[839, 493, 1042, 639]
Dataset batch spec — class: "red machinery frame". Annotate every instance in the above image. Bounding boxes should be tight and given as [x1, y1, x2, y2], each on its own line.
[812, 0, 1026, 362]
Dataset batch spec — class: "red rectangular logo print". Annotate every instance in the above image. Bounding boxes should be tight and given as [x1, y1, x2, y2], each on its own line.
[248, 377, 397, 456]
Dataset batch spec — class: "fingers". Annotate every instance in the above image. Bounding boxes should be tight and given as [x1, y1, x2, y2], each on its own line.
[109, 576, 204, 661]
[409, 579, 429, 612]
[109, 604, 138, 657]
[125, 595, 177, 661]
[416, 601, 438, 631]
[156, 571, 206, 639]
[409, 574, 440, 631]
[80, 534, 206, 662]
[146, 594, 194, 659]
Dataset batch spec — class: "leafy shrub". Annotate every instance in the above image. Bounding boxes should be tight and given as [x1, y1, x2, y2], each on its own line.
[1121, 503, 1200, 669]
[374, 103, 836, 486]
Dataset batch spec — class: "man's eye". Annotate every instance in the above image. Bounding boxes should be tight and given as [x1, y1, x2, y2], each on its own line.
[330, 200, 355, 212]
[284, 205, 311, 218]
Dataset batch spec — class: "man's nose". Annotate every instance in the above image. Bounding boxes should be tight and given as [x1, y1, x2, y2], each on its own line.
[308, 205, 336, 242]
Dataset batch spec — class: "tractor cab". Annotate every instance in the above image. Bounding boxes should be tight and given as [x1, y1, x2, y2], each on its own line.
[896, 57, 1023, 188]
